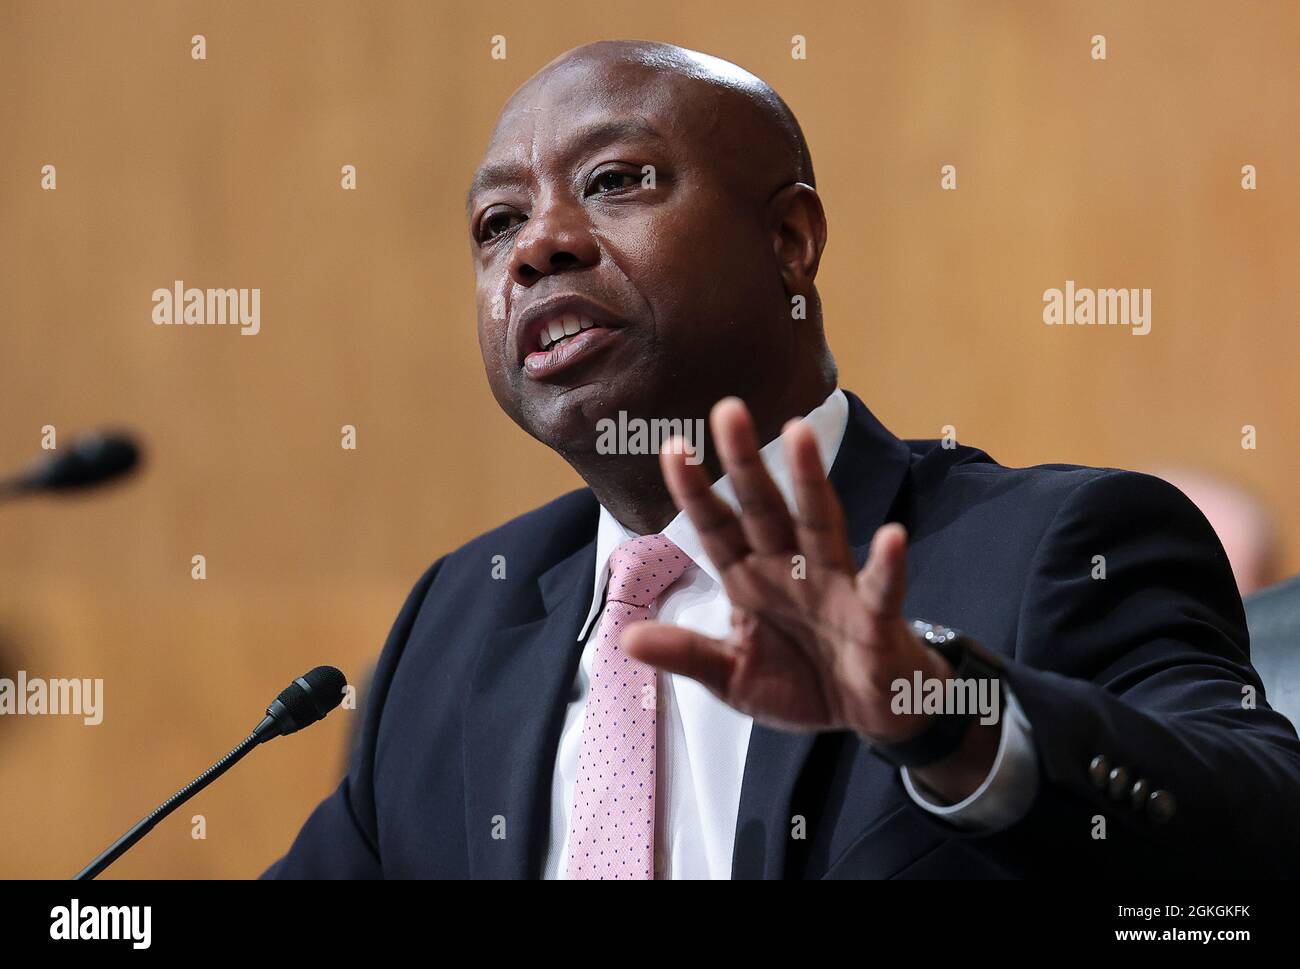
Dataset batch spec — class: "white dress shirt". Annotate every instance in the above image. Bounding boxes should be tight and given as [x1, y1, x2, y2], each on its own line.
[543, 388, 1039, 879]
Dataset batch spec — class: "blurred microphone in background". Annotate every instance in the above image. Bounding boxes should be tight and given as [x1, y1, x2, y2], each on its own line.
[0, 432, 142, 503]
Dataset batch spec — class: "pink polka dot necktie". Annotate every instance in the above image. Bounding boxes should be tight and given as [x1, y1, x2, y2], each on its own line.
[566, 534, 690, 879]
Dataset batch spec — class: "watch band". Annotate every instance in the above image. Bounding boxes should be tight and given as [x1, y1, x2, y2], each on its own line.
[867, 620, 1003, 769]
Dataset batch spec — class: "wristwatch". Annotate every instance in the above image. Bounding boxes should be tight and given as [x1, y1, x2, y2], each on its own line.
[867, 620, 1005, 769]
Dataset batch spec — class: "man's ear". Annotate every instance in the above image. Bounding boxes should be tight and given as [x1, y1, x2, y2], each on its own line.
[766, 182, 827, 296]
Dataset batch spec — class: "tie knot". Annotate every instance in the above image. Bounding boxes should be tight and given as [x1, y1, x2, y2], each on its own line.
[606, 534, 690, 608]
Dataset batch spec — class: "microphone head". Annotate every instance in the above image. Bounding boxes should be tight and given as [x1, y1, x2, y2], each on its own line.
[23, 432, 141, 493]
[265, 666, 348, 738]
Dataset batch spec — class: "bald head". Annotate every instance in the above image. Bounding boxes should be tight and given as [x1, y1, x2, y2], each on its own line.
[473, 41, 814, 204]
[467, 40, 834, 533]
[604, 41, 815, 186]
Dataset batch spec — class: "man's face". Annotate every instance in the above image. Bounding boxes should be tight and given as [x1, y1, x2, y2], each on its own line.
[467, 55, 794, 457]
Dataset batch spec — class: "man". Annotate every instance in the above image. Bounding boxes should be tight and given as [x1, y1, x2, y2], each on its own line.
[265, 40, 1300, 878]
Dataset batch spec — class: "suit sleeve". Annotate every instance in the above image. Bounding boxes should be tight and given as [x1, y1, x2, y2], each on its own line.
[260, 559, 442, 879]
[912, 470, 1300, 877]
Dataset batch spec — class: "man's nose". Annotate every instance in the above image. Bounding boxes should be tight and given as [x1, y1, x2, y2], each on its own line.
[508, 198, 599, 285]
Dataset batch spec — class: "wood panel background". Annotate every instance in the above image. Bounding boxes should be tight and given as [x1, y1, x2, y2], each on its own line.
[0, 0, 1296, 878]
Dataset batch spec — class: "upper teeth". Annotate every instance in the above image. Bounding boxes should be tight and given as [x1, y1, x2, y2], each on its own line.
[539, 314, 598, 350]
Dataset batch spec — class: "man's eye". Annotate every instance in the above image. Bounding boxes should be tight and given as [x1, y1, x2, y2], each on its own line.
[480, 210, 523, 241]
[588, 170, 640, 195]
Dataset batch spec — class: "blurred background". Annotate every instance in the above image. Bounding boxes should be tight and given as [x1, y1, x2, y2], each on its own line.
[0, 0, 1296, 878]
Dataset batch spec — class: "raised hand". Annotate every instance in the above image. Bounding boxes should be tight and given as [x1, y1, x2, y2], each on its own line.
[622, 397, 998, 797]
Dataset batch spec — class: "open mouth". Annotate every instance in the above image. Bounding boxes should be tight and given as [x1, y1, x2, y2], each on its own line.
[537, 313, 601, 352]
[523, 323, 619, 379]
[515, 296, 627, 379]
[520, 319, 621, 377]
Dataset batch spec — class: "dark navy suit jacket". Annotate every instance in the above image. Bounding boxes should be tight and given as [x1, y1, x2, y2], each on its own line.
[265, 392, 1300, 878]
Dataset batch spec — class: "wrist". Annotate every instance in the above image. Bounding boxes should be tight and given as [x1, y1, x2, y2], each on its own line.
[861, 620, 1004, 769]
[909, 717, 1001, 804]
[856, 644, 954, 745]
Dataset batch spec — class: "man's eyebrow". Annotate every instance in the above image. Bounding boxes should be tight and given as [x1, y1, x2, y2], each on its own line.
[466, 118, 667, 216]
[466, 162, 527, 216]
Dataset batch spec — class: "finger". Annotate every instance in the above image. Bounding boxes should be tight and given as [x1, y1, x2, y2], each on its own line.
[711, 397, 798, 555]
[621, 621, 736, 696]
[782, 417, 854, 573]
[660, 435, 750, 571]
[855, 522, 909, 618]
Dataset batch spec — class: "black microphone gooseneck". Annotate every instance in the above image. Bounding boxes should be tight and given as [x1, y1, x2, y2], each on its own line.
[72, 666, 348, 880]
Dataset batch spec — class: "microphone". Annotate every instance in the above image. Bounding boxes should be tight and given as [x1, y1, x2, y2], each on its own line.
[1, 431, 141, 501]
[72, 666, 348, 880]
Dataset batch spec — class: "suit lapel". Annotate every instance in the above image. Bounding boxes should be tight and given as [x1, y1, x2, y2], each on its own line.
[463, 538, 596, 879]
[732, 391, 913, 878]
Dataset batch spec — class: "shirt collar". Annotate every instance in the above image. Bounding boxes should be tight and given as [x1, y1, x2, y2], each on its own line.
[577, 388, 850, 641]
